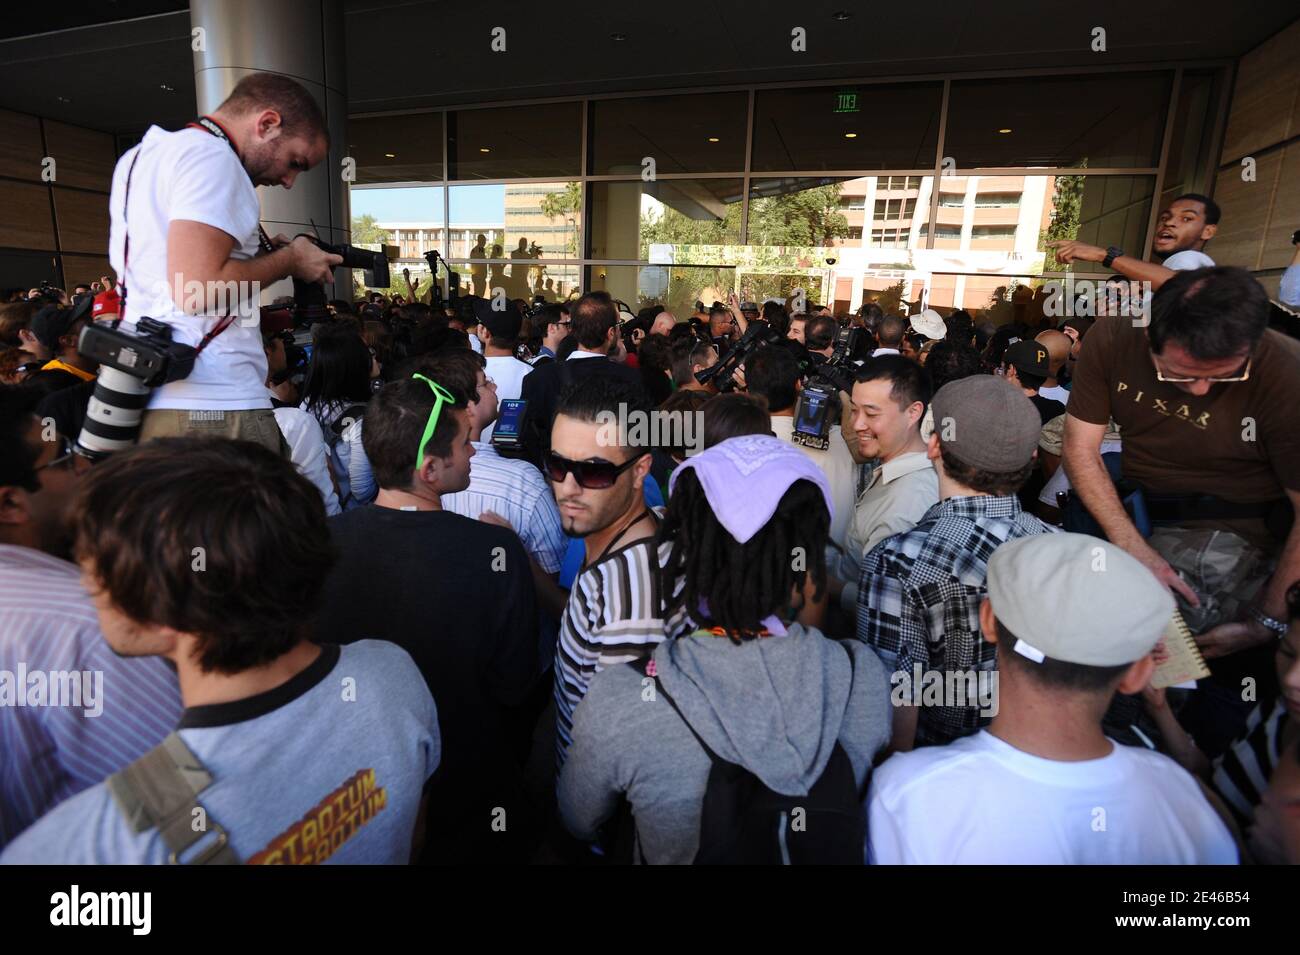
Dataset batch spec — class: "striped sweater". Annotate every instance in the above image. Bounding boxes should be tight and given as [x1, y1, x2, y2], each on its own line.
[554, 537, 688, 770]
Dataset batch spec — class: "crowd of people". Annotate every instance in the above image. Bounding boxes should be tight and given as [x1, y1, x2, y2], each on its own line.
[1, 72, 1298, 866]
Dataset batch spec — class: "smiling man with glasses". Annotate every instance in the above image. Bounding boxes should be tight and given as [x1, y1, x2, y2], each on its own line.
[1064, 266, 1300, 676]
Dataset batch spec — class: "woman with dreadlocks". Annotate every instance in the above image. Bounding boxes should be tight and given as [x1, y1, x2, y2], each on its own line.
[557, 434, 893, 864]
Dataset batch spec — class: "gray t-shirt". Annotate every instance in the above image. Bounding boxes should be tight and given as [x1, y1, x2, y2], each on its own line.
[0, 641, 439, 865]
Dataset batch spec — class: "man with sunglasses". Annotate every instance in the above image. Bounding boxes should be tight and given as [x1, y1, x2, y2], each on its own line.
[551, 375, 690, 771]
[313, 374, 539, 863]
[1064, 266, 1300, 669]
[0, 386, 180, 849]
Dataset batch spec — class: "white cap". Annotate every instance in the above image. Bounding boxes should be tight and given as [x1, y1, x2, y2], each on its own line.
[986, 533, 1174, 667]
[910, 307, 946, 340]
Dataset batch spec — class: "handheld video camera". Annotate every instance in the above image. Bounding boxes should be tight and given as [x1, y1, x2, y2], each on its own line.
[791, 326, 861, 451]
[696, 321, 780, 393]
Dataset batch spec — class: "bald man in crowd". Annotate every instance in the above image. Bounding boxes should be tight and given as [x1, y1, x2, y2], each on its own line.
[1034, 329, 1072, 405]
[650, 310, 676, 337]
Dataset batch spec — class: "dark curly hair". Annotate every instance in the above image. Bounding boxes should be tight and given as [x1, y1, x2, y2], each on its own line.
[71, 438, 337, 675]
[657, 468, 828, 643]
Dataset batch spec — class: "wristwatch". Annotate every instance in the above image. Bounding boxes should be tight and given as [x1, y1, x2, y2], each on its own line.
[1102, 246, 1124, 268]
[1246, 605, 1287, 638]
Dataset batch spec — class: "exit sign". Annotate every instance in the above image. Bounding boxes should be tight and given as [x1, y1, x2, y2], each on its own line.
[834, 91, 859, 113]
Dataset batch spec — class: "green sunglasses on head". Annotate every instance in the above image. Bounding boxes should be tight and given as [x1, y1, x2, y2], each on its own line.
[411, 373, 456, 469]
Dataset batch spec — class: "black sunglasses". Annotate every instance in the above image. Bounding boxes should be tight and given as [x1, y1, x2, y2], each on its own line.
[544, 450, 645, 489]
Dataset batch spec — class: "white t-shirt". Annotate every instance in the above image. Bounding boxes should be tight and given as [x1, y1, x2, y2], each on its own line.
[867, 730, 1237, 865]
[272, 404, 341, 516]
[482, 354, 533, 442]
[1038, 384, 1070, 405]
[1162, 249, 1216, 271]
[109, 125, 270, 411]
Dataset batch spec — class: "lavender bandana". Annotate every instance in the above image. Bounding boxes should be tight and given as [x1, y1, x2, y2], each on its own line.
[668, 434, 834, 544]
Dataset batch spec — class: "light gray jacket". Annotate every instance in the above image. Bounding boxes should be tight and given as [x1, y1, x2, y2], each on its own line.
[557, 624, 892, 863]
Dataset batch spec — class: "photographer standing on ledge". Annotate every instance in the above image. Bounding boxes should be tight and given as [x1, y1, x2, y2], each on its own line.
[108, 73, 340, 452]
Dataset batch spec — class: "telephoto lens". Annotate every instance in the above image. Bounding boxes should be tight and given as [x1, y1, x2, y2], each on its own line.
[74, 317, 197, 459]
[77, 365, 152, 459]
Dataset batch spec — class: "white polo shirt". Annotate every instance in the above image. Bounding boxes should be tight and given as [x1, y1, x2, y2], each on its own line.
[109, 125, 269, 411]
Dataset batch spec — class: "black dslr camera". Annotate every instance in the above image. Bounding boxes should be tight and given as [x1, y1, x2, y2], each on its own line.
[290, 236, 391, 324]
[75, 318, 199, 459]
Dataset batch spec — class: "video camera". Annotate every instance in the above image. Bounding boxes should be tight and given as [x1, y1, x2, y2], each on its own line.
[695, 321, 781, 392]
[791, 325, 862, 451]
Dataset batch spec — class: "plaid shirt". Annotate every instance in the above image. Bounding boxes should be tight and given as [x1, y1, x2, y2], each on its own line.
[856, 495, 1056, 746]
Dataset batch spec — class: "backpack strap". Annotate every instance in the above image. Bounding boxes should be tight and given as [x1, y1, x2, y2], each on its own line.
[330, 403, 369, 439]
[642, 654, 727, 766]
[106, 732, 240, 865]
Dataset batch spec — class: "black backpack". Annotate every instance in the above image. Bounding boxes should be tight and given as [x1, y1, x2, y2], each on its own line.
[633, 645, 865, 865]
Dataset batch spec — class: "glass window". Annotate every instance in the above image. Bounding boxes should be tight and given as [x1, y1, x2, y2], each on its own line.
[915, 175, 1154, 315]
[349, 184, 445, 260]
[589, 92, 747, 175]
[447, 102, 581, 180]
[945, 72, 1172, 168]
[746, 177, 933, 310]
[346, 114, 442, 184]
[444, 261, 580, 304]
[446, 182, 581, 296]
[587, 265, 738, 316]
[752, 84, 941, 171]
[588, 179, 743, 262]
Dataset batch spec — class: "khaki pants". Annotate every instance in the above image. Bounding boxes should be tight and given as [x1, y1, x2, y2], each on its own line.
[1148, 526, 1273, 634]
[139, 408, 290, 458]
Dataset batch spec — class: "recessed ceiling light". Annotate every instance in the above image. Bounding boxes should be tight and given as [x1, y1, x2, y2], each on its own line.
[832, 9, 852, 20]
[998, 128, 1012, 134]
[844, 132, 858, 139]
[610, 32, 626, 41]
[707, 137, 719, 143]
[384, 153, 396, 158]
[479, 147, 491, 153]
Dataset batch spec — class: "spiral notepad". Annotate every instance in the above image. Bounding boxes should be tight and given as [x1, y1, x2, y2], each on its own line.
[1150, 610, 1211, 689]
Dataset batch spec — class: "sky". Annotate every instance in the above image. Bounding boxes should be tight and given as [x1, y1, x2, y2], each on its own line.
[349, 184, 506, 225]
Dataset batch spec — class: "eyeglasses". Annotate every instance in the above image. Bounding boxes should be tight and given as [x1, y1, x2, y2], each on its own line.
[544, 450, 646, 489]
[1151, 351, 1252, 384]
[411, 373, 455, 467]
[35, 435, 79, 475]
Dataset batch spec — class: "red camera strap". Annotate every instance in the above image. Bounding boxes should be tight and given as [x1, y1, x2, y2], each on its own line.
[116, 118, 258, 353]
